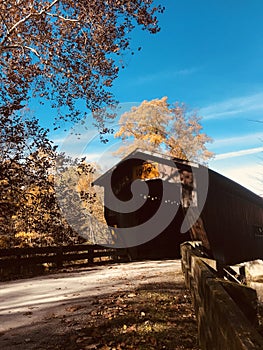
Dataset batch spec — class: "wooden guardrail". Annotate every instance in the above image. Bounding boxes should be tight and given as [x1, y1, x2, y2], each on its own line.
[181, 242, 263, 350]
[0, 244, 129, 280]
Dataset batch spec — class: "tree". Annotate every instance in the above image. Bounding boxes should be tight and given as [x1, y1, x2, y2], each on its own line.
[0, 113, 88, 247]
[0, 1, 165, 245]
[58, 160, 110, 244]
[114, 97, 214, 163]
[0, 0, 164, 125]
[0, 108, 112, 247]
[0, 113, 54, 245]
[76, 161, 105, 224]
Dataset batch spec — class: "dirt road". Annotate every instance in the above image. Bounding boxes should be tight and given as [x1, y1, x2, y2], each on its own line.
[0, 259, 199, 349]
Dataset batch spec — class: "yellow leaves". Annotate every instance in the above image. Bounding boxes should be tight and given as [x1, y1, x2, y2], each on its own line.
[15, 230, 40, 244]
[15, 231, 32, 238]
[0, 179, 9, 186]
[43, 213, 50, 221]
[142, 133, 163, 145]
[114, 97, 214, 162]
[133, 162, 159, 180]
[139, 96, 169, 110]
[0, 235, 14, 248]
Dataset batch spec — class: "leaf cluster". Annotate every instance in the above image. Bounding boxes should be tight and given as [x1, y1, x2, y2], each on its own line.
[0, 0, 164, 125]
[114, 97, 214, 163]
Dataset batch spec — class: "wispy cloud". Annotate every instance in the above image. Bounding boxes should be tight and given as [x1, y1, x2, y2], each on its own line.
[129, 66, 201, 86]
[211, 132, 263, 149]
[215, 146, 263, 160]
[200, 92, 263, 120]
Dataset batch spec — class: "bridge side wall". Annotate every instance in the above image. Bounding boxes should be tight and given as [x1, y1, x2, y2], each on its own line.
[181, 242, 263, 350]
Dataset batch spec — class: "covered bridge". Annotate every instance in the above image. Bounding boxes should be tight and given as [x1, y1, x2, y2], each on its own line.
[93, 149, 263, 265]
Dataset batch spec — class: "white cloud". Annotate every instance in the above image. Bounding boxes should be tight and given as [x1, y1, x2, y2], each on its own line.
[200, 92, 263, 120]
[128, 66, 201, 86]
[212, 132, 263, 148]
[214, 147, 263, 160]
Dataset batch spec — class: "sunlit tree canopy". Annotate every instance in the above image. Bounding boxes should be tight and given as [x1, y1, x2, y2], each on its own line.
[114, 97, 214, 163]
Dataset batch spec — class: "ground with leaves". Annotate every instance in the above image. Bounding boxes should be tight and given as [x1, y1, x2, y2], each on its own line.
[78, 281, 199, 350]
[0, 261, 199, 350]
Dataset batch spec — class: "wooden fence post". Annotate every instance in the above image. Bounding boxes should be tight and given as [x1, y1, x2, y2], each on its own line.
[15, 253, 22, 275]
[88, 246, 94, 264]
[56, 247, 63, 268]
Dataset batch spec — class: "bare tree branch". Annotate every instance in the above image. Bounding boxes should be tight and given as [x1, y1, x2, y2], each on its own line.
[46, 12, 79, 22]
[0, 44, 41, 58]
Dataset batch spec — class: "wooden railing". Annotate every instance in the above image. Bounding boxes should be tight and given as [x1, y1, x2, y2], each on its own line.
[0, 244, 129, 280]
[181, 242, 263, 349]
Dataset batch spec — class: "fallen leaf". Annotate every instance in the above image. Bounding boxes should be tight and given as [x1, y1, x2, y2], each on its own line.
[65, 305, 82, 312]
[84, 345, 98, 350]
[127, 293, 136, 298]
[23, 311, 32, 316]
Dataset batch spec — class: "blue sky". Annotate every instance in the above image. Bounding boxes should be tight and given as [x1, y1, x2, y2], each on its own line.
[110, 0, 263, 195]
[35, 0, 263, 195]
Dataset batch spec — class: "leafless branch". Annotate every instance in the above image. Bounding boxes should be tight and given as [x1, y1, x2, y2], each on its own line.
[24, 45, 41, 58]
[46, 12, 79, 22]
[0, 44, 41, 58]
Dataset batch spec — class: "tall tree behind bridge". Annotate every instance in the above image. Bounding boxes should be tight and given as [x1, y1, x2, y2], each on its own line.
[114, 97, 214, 163]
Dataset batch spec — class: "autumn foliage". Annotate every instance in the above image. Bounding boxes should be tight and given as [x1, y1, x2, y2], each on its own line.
[114, 97, 214, 163]
[0, 111, 107, 247]
[0, 0, 164, 125]
[0, 1, 164, 246]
